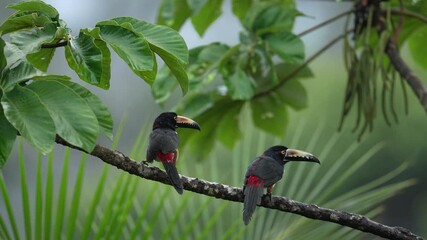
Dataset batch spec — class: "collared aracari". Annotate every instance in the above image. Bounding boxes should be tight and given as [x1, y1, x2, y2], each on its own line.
[243, 145, 320, 225]
[146, 112, 200, 194]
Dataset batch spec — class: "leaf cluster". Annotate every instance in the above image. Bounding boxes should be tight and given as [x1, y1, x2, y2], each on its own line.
[154, 0, 312, 157]
[0, 1, 190, 166]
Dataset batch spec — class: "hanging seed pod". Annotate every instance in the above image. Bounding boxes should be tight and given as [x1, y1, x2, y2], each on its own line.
[400, 74, 409, 115]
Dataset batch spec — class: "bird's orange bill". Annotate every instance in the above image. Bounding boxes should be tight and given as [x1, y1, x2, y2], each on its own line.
[285, 149, 320, 164]
[176, 115, 201, 130]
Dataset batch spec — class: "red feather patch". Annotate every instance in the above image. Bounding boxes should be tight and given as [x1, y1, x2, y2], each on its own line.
[246, 175, 265, 187]
[157, 152, 175, 164]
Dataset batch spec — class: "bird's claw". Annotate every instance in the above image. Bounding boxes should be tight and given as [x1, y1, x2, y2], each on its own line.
[265, 192, 272, 204]
[142, 160, 150, 166]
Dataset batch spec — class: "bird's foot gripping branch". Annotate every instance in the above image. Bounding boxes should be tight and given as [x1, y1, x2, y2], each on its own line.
[54, 136, 423, 240]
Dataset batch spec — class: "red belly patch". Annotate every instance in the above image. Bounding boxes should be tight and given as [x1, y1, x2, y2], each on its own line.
[156, 152, 175, 164]
[246, 175, 265, 187]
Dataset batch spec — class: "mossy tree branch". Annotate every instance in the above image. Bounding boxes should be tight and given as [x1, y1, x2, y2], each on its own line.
[54, 136, 422, 240]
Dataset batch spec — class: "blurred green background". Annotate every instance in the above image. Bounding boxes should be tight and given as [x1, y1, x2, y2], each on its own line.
[0, 0, 426, 239]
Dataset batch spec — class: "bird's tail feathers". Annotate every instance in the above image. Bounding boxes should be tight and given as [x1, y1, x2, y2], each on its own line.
[163, 162, 184, 194]
[243, 186, 263, 225]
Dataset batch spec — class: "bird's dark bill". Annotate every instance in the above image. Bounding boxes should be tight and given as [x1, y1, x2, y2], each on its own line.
[176, 116, 201, 130]
[285, 149, 320, 164]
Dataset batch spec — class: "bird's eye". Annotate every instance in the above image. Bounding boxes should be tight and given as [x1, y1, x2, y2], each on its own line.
[281, 150, 286, 155]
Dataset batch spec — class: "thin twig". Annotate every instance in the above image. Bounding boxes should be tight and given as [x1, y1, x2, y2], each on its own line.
[389, 8, 427, 24]
[392, 0, 405, 44]
[297, 10, 354, 37]
[53, 136, 422, 240]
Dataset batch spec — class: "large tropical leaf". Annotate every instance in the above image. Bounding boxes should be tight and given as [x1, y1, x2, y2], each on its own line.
[65, 31, 110, 89]
[3, 42, 25, 68]
[9, 23, 57, 55]
[0, 105, 16, 168]
[59, 80, 113, 141]
[96, 24, 156, 85]
[110, 17, 188, 65]
[0, 61, 40, 91]
[26, 48, 56, 72]
[80, 28, 111, 89]
[6, 1, 59, 19]
[26, 80, 99, 152]
[1, 85, 55, 154]
[9, 23, 63, 72]
[0, 13, 51, 35]
[0, 38, 6, 72]
[106, 17, 189, 94]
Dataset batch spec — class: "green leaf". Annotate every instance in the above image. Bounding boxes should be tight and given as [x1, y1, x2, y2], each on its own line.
[231, 0, 251, 23]
[198, 43, 229, 63]
[26, 48, 56, 72]
[187, 43, 230, 91]
[7, 0, 59, 19]
[109, 17, 189, 93]
[81, 28, 111, 89]
[408, 26, 427, 70]
[396, 1, 427, 46]
[112, 17, 188, 64]
[10, 23, 57, 55]
[216, 103, 242, 148]
[265, 31, 305, 64]
[27, 80, 99, 151]
[224, 68, 256, 100]
[65, 30, 110, 89]
[0, 105, 16, 168]
[189, 0, 224, 36]
[179, 106, 221, 160]
[59, 81, 113, 140]
[179, 99, 242, 158]
[271, 63, 312, 110]
[244, 2, 300, 35]
[151, 67, 177, 104]
[175, 94, 214, 118]
[275, 62, 313, 80]
[250, 94, 288, 136]
[3, 42, 25, 68]
[0, 38, 6, 73]
[277, 79, 307, 110]
[0, 12, 51, 35]
[1, 85, 55, 154]
[1, 61, 40, 91]
[10, 23, 62, 72]
[96, 24, 156, 85]
[157, 0, 191, 30]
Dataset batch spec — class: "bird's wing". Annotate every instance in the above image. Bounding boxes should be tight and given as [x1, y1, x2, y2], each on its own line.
[245, 157, 283, 187]
[146, 129, 179, 161]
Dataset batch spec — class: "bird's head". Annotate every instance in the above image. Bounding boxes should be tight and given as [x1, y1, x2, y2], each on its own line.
[264, 145, 320, 165]
[152, 112, 201, 131]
